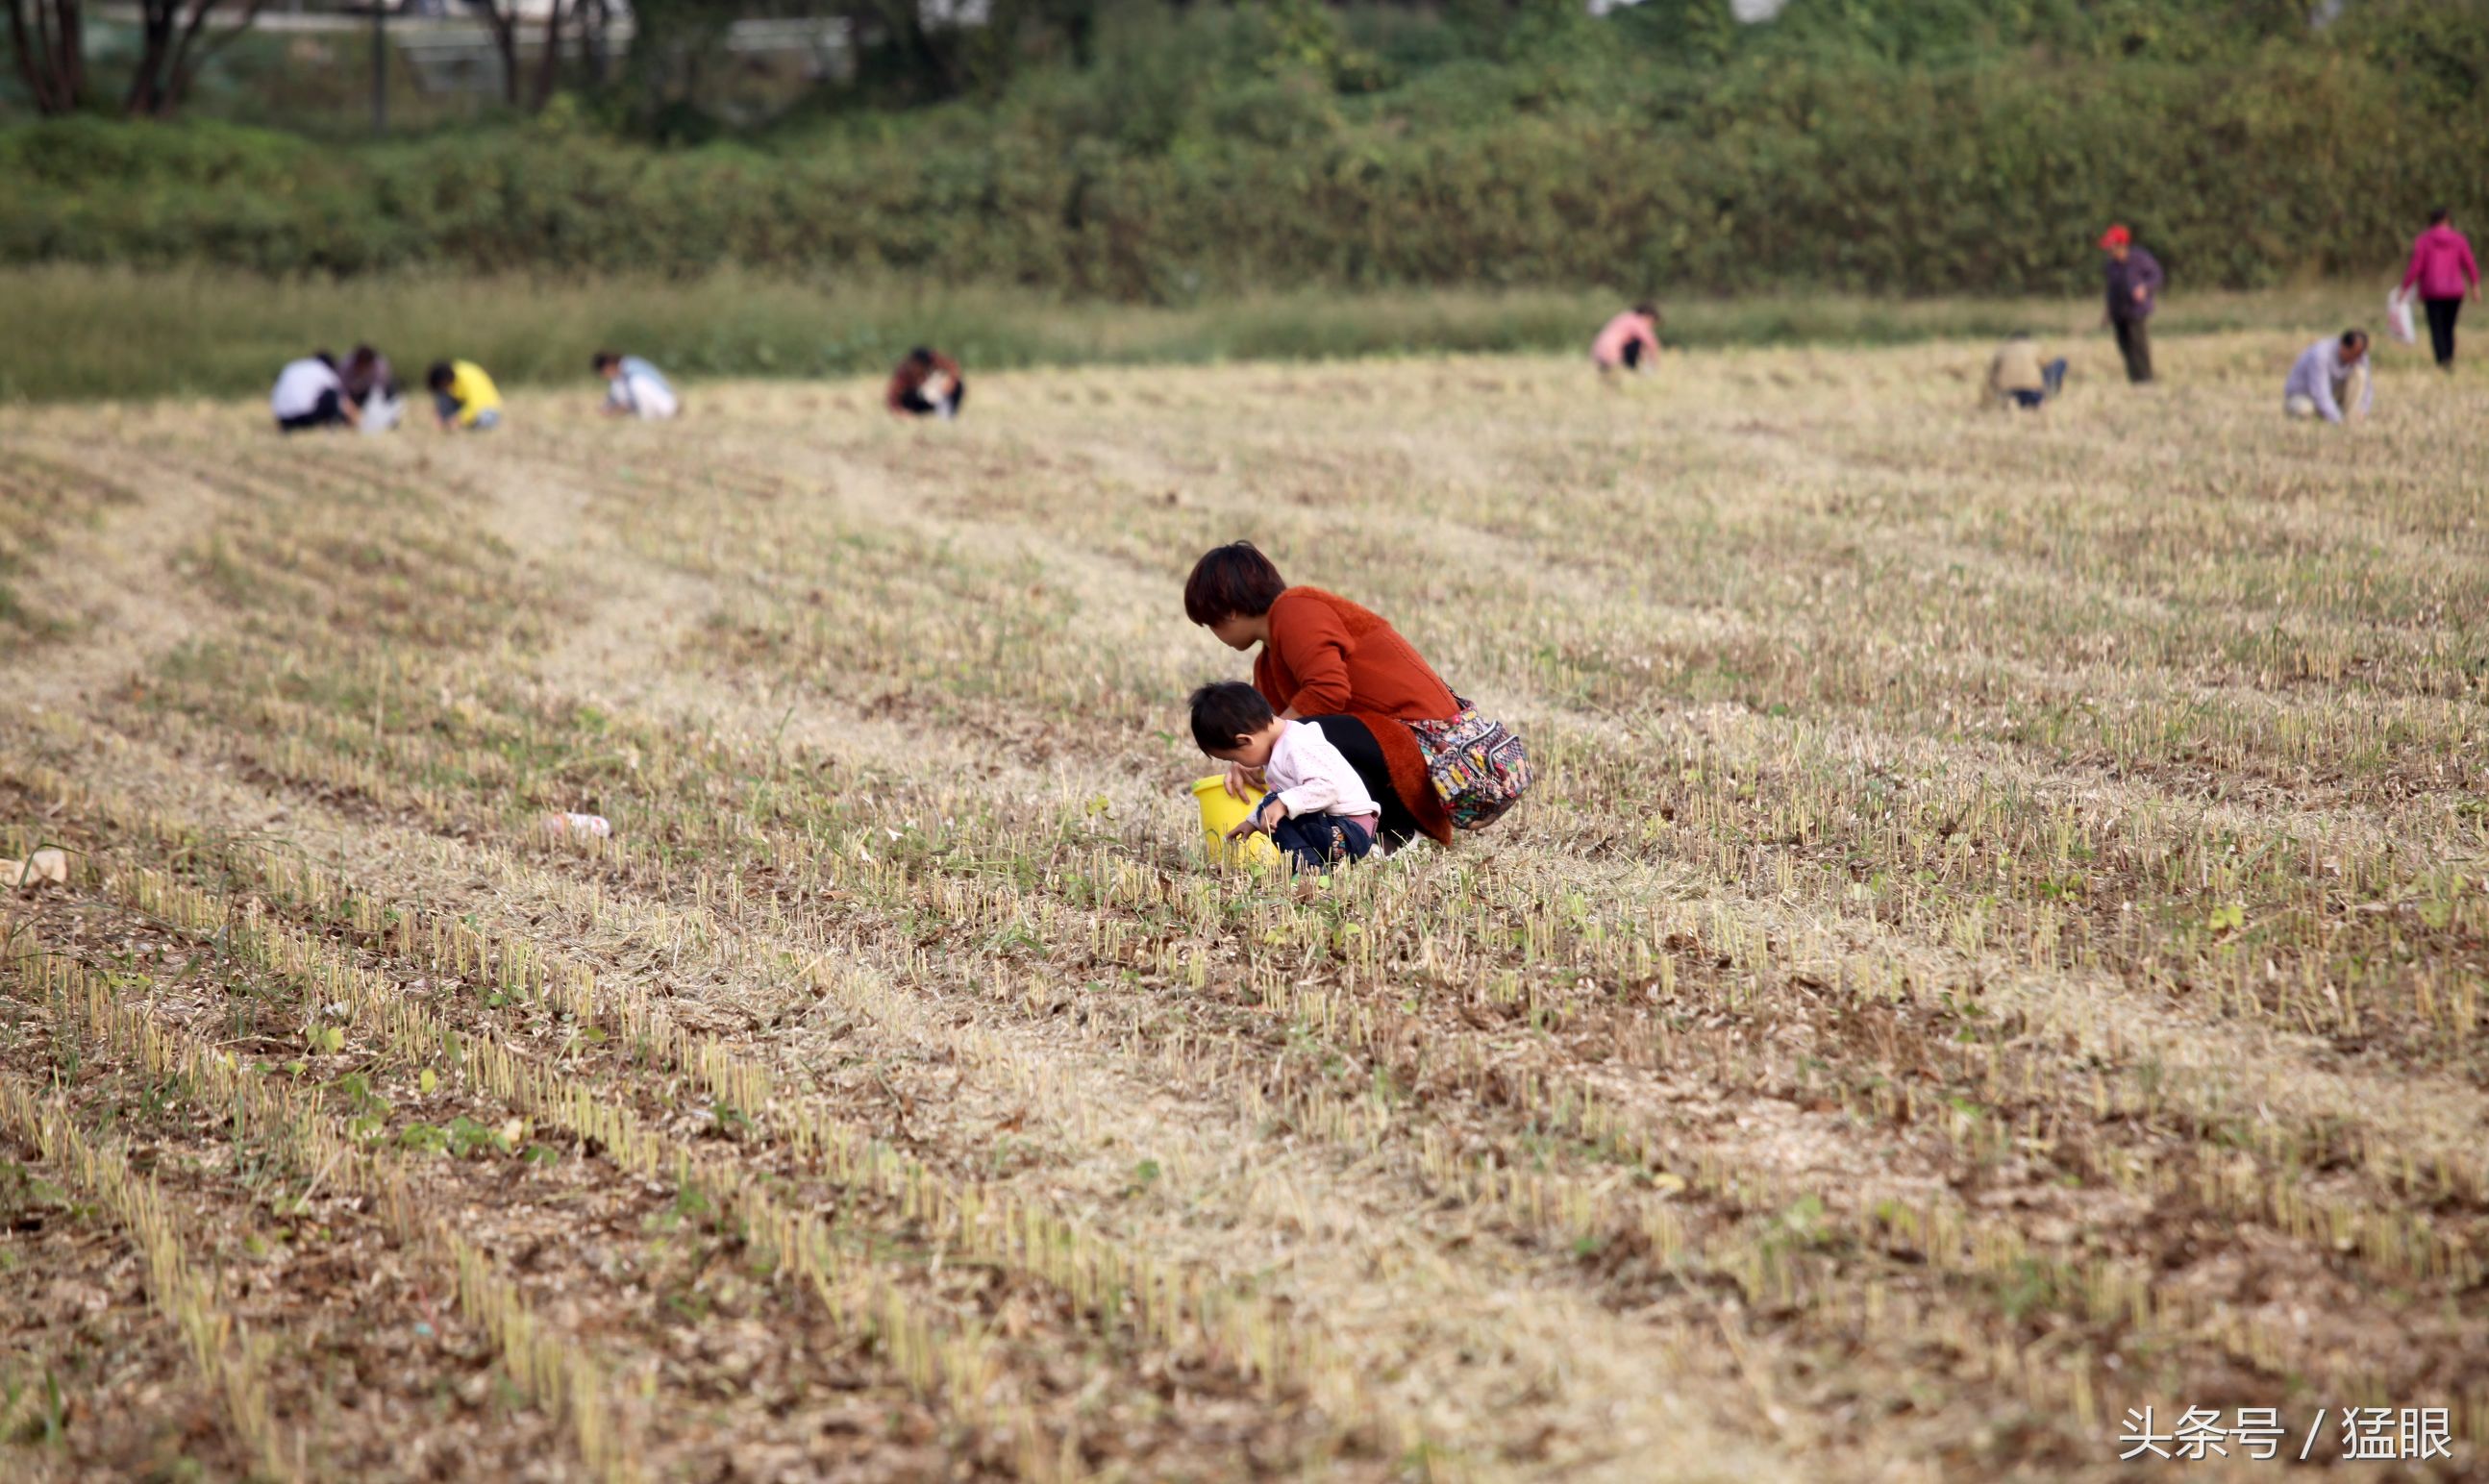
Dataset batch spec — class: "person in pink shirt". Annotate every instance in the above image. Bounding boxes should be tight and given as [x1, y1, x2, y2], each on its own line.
[2402, 206, 2481, 369]
[1591, 302, 1662, 374]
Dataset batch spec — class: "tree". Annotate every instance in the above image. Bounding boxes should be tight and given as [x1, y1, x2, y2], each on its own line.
[528, 0, 571, 109]
[461, 0, 585, 111]
[463, 0, 523, 104]
[5, 0, 86, 113]
[122, 0, 274, 116]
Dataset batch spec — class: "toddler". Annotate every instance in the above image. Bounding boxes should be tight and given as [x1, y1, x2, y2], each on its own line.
[1188, 681, 1380, 872]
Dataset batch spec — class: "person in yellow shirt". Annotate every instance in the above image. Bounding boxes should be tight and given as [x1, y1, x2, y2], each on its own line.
[425, 359, 504, 432]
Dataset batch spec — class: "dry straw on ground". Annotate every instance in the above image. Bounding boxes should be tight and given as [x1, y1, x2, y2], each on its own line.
[1, 331, 2483, 1480]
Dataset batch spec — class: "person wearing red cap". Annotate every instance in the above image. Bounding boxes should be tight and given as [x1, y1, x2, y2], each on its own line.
[2099, 224, 2164, 384]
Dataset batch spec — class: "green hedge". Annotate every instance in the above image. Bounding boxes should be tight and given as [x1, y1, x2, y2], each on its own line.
[0, 45, 2477, 297]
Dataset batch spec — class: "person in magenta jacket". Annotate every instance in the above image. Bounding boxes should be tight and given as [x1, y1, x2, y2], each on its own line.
[2402, 207, 2481, 369]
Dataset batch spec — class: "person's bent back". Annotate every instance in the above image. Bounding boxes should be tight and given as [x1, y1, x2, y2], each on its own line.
[887, 348, 964, 417]
[426, 359, 504, 432]
[271, 352, 356, 434]
[1591, 303, 1662, 374]
[2283, 330, 2373, 424]
[594, 350, 680, 420]
[1986, 332, 2068, 410]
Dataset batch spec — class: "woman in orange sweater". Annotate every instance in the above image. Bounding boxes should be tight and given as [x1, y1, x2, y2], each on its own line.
[1184, 542, 1463, 848]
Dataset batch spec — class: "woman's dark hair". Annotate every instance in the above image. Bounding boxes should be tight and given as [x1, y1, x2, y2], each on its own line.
[907, 347, 935, 367]
[313, 349, 337, 370]
[1188, 680, 1274, 754]
[1632, 301, 1659, 321]
[426, 360, 455, 391]
[2430, 205, 2452, 225]
[347, 344, 379, 370]
[1183, 541, 1287, 626]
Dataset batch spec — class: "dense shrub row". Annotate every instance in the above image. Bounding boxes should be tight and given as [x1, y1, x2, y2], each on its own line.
[2, 1, 2482, 298]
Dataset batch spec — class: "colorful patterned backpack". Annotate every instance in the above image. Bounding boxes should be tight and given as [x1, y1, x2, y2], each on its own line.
[1409, 697, 1532, 829]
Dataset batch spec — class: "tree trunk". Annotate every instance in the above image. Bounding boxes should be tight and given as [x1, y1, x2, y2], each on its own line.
[162, 0, 270, 116]
[7, 0, 62, 112]
[528, 0, 564, 110]
[119, 0, 267, 117]
[32, 0, 88, 112]
[471, 0, 517, 104]
[123, 0, 177, 115]
[577, 0, 605, 88]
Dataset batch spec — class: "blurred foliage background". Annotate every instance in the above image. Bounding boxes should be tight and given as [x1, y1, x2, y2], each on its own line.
[2, 0, 2484, 297]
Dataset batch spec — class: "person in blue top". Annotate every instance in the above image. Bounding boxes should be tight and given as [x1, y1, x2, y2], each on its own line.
[593, 351, 681, 420]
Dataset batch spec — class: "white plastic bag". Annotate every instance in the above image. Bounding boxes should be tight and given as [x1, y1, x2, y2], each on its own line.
[2387, 287, 2417, 346]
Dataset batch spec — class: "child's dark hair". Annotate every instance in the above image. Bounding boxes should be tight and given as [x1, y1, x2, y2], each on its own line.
[592, 350, 621, 371]
[425, 360, 455, 391]
[1189, 680, 1273, 754]
[907, 346, 935, 368]
[1183, 541, 1287, 626]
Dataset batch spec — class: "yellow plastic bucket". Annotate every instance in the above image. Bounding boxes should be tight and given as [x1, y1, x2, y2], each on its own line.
[1191, 776, 1281, 867]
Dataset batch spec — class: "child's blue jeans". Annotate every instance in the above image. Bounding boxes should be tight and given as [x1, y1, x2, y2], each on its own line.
[1269, 812, 1376, 873]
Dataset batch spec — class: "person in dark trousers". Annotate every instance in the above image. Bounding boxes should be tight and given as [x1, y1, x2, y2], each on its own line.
[886, 348, 965, 418]
[1591, 303, 1662, 375]
[2099, 223, 2164, 384]
[1188, 681, 1381, 875]
[2402, 207, 2480, 370]
[1986, 331, 2069, 409]
[269, 352, 357, 433]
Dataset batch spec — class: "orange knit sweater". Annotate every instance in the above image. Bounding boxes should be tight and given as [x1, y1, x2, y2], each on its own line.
[1253, 587, 1458, 844]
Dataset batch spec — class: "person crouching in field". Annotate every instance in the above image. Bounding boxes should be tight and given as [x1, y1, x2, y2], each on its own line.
[887, 347, 965, 418]
[594, 350, 681, 420]
[1185, 541, 1532, 851]
[2284, 330, 2374, 424]
[1190, 681, 1381, 873]
[1592, 303, 1662, 375]
[342, 345, 402, 432]
[1985, 331, 2068, 410]
[271, 352, 358, 433]
[427, 359, 504, 432]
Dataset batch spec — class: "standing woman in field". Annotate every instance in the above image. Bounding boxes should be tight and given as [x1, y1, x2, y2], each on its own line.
[2402, 207, 2480, 370]
[1185, 542, 1531, 851]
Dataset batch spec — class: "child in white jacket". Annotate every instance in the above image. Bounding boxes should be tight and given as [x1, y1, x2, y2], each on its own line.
[1189, 681, 1381, 872]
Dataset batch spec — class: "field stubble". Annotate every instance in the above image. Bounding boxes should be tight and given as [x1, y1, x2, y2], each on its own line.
[1, 330, 2484, 1480]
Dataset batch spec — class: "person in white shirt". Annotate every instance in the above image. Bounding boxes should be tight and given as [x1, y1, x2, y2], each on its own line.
[270, 352, 358, 433]
[2283, 329, 2374, 424]
[593, 350, 681, 420]
[1190, 680, 1382, 872]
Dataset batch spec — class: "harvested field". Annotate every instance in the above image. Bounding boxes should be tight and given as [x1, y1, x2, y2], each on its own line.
[2, 332, 2484, 1481]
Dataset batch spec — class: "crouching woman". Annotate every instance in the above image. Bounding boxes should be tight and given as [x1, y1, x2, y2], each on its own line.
[1183, 541, 1531, 851]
